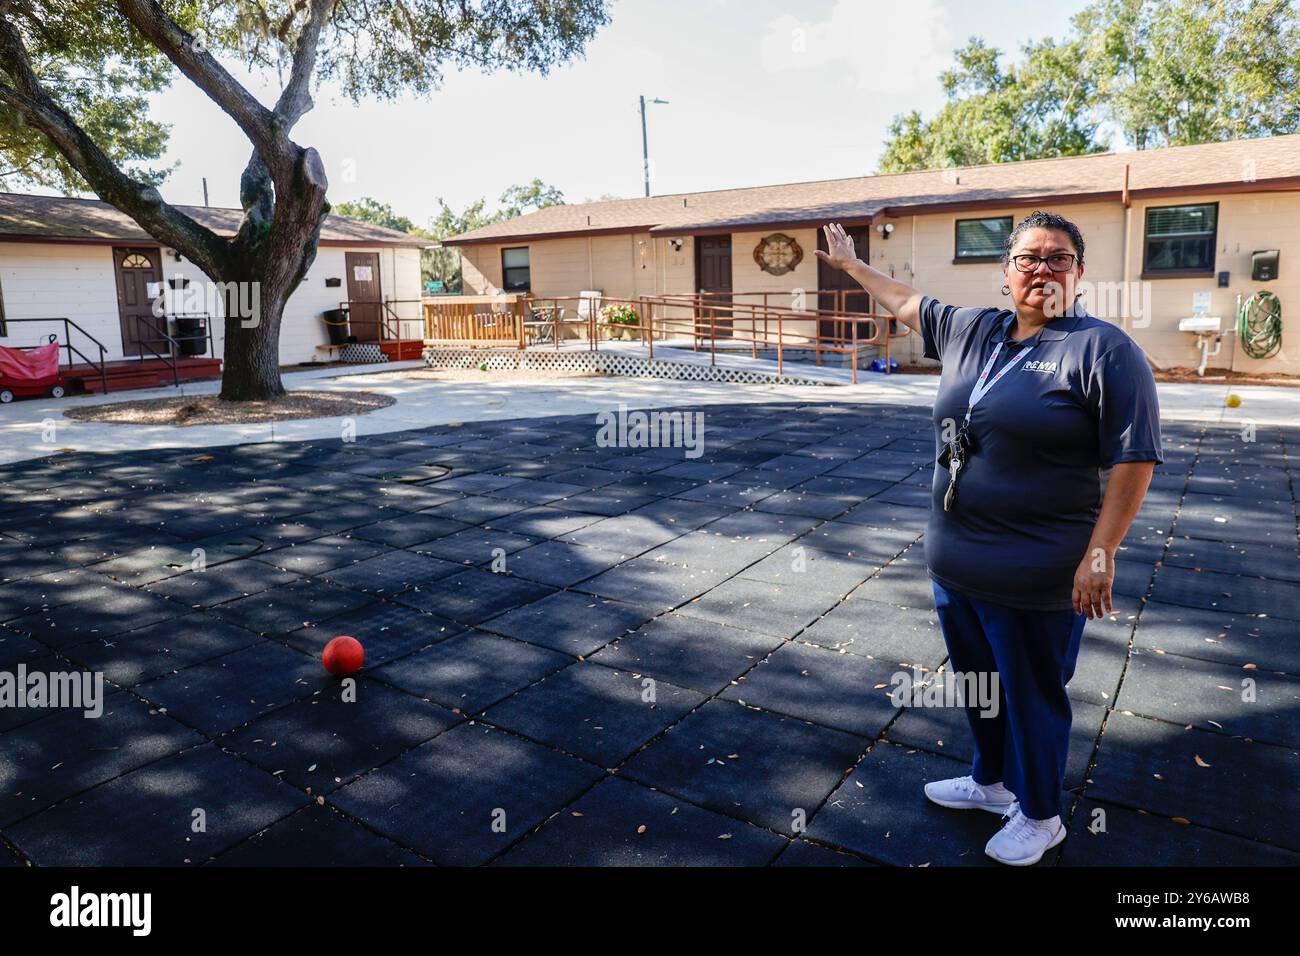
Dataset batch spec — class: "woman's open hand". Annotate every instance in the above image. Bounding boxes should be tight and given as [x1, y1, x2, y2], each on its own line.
[814, 222, 859, 272]
[1072, 547, 1115, 619]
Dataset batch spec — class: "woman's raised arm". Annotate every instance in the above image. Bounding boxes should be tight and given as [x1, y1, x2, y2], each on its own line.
[814, 222, 924, 334]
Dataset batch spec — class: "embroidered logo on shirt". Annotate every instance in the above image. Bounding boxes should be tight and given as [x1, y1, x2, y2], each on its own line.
[1022, 359, 1058, 374]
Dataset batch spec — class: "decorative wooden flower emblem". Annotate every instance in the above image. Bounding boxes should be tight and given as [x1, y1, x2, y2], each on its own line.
[753, 233, 803, 276]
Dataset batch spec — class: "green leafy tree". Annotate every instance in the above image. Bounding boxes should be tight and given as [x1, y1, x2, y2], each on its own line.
[880, 0, 1300, 172]
[879, 37, 1100, 172]
[0, 0, 610, 399]
[331, 197, 416, 234]
[1076, 0, 1300, 149]
[425, 180, 564, 292]
[498, 177, 564, 219]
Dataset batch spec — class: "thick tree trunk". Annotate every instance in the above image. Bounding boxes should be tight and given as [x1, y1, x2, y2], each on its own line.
[218, 149, 329, 401]
[218, 275, 288, 401]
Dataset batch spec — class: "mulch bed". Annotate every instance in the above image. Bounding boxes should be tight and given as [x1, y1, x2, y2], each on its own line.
[63, 390, 396, 427]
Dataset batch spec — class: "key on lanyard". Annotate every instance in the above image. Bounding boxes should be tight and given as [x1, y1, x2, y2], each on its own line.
[940, 340, 1034, 512]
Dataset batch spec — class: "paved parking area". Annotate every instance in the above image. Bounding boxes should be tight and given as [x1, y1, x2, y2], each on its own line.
[0, 401, 1297, 866]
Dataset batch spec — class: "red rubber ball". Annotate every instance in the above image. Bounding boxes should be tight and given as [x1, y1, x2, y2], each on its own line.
[322, 635, 365, 676]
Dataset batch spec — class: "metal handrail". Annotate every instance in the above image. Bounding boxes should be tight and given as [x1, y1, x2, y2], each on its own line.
[0, 317, 109, 393]
[340, 299, 421, 341]
[129, 314, 180, 387]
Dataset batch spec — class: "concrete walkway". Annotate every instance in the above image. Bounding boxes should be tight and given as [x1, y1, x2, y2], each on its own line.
[0, 358, 1292, 465]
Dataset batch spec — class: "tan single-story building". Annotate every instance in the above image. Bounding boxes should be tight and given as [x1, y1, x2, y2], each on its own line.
[0, 192, 428, 370]
[444, 134, 1300, 374]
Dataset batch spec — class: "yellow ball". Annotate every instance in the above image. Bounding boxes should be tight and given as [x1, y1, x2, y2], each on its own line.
[1225, 393, 1242, 408]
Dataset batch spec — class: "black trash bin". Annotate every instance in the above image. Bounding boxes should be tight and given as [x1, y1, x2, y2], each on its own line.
[322, 308, 350, 345]
[173, 315, 208, 356]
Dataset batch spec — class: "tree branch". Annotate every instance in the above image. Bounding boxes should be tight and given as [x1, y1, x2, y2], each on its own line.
[113, 0, 284, 168]
[273, 0, 336, 127]
[0, 14, 229, 277]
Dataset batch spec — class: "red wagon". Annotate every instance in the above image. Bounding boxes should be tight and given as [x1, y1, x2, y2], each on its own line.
[0, 335, 67, 403]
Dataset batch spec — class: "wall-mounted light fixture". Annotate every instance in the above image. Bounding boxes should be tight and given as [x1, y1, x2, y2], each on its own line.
[668, 238, 684, 252]
[168, 248, 183, 261]
[875, 223, 895, 240]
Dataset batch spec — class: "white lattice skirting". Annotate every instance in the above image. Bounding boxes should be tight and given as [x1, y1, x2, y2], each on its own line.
[340, 342, 390, 364]
[422, 348, 838, 386]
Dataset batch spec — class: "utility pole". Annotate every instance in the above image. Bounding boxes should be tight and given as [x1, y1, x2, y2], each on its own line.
[202, 177, 209, 207]
[640, 94, 669, 197]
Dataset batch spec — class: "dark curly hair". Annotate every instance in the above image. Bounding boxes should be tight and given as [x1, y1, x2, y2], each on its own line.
[1002, 210, 1085, 268]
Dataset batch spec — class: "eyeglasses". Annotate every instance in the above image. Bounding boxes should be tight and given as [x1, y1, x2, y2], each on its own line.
[1010, 253, 1078, 273]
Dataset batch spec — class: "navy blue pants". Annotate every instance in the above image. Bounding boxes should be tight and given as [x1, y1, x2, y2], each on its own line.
[930, 579, 1087, 821]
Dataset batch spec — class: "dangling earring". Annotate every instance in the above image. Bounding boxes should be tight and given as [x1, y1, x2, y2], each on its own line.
[1001, 284, 1011, 296]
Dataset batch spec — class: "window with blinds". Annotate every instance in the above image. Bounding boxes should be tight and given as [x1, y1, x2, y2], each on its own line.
[954, 216, 1013, 260]
[501, 246, 531, 291]
[1143, 203, 1218, 274]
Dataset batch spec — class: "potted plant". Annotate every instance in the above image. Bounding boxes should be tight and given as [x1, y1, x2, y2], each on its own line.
[601, 303, 640, 340]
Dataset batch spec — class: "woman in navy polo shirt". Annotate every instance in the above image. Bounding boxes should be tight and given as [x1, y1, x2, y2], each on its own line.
[816, 211, 1162, 865]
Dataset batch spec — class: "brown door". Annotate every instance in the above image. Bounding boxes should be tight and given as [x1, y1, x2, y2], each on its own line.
[345, 251, 384, 340]
[694, 235, 732, 338]
[816, 225, 873, 342]
[113, 247, 164, 357]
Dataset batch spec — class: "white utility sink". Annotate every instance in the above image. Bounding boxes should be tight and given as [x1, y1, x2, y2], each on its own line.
[1178, 315, 1222, 333]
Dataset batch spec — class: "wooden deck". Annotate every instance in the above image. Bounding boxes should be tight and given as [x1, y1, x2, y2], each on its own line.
[65, 356, 223, 394]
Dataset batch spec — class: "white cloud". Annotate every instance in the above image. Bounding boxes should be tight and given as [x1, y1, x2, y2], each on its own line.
[761, 0, 953, 95]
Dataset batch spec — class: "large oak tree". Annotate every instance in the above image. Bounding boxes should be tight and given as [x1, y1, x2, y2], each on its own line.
[0, 0, 609, 399]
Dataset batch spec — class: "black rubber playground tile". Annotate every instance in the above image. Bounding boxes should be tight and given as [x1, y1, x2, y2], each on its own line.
[674, 577, 842, 639]
[370, 630, 571, 714]
[392, 567, 556, 624]
[1162, 537, 1300, 583]
[773, 839, 879, 867]
[1131, 600, 1300, 674]
[622, 699, 865, 832]
[0, 629, 47, 667]
[1115, 649, 1300, 747]
[320, 549, 465, 594]
[797, 594, 946, 667]
[142, 560, 300, 608]
[329, 721, 603, 865]
[483, 661, 707, 766]
[1087, 711, 1300, 852]
[478, 590, 657, 657]
[495, 775, 785, 866]
[5, 743, 307, 866]
[281, 602, 463, 667]
[0, 690, 202, 828]
[497, 540, 628, 587]
[212, 578, 377, 635]
[574, 557, 731, 611]
[221, 677, 459, 792]
[1059, 796, 1300, 866]
[0, 405, 1294, 866]
[1149, 565, 1300, 620]
[589, 613, 783, 694]
[721, 641, 903, 737]
[4, 587, 190, 649]
[209, 804, 429, 866]
[62, 613, 262, 687]
[807, 742, 1058, 866]
[248, 534, 391, 575]
[134, 641, 327, 736]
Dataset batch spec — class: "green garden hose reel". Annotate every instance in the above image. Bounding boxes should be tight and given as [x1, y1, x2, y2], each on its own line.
[1237, 290, 1282, 360]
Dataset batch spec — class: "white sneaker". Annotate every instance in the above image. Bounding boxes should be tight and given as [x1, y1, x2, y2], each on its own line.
[923, 775, 1016, 814]
[984, 802, 1066, 866]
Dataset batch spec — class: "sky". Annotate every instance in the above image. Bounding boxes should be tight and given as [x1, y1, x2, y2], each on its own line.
[135, 0, 1099, 226]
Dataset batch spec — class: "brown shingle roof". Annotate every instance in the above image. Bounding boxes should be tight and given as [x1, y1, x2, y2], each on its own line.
[0, 192, 430, 247]
[445, 134, 1300, 245]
